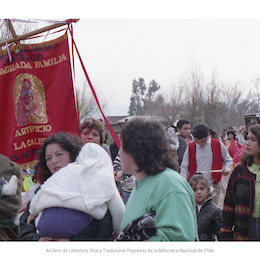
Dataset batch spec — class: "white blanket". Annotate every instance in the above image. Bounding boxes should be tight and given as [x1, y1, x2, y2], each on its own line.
[40, 142, 116, 209]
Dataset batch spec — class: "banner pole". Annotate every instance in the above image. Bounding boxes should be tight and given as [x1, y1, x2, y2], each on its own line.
[8, 20, 18, 38]
[0, 19, 79, 47]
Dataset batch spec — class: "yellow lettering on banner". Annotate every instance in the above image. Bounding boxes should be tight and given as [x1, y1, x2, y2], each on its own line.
[27, 137, 46, 147]
[14, 125, 52, 138]
[0, 54, 66, 75]
[9, 64, 15, 72]
[34, 54, 67, 69]
[0, 62, 33, 75]
[34, 61, 44, 68]
[15, 63, 21, 70]
[20, 62, 32, 69]
[14, 137, 46, 151]
[13, 143, 20, 150]
[15, 130, 22, 137]
[21, 141, 27, 149]
[43, 59, 51, 67]
[13, 141, 27, 151]
[21, 128, 27, 135]
[61, 54, 67, 62]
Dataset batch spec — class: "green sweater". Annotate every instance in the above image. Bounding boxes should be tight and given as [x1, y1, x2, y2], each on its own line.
[120, 168, 198, 241]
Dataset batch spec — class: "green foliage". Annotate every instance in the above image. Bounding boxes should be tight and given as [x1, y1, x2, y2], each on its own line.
[128, 78, 161, 116]
[127, 72, 252, 133]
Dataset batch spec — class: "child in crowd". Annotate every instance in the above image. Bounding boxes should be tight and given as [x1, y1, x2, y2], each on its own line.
[225, 130, 242, 158]
[189, 173, 222, 241]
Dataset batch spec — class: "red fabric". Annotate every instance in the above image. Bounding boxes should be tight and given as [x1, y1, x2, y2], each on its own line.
[233, 144, 246, 165]
[227, 140, 243, 158]
[188, 141, 197, 178]
[187, 138, 192, 144]
[188, 137, 223, 184]
[0, 33, 80, 168]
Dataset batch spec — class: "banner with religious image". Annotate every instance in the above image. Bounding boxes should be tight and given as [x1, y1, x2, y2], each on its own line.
[0, 33, 80, 169]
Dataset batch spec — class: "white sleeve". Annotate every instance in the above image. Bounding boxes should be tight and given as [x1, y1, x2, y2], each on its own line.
[220, 141, 233, 171]
[180, 148, 189, 180]
[106, 190, 125, 233]
[29, 189, 43, 216]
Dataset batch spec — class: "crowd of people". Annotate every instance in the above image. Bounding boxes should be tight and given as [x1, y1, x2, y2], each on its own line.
[1, 116, 260, 241]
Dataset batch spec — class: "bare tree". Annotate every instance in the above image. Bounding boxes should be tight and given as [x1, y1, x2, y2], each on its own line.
[182, 61, 207, 126]
[158, 79, 186, 125]
[251, 77, 260, 112]
[177, 62, 252, 133]
[76, 80, 109, 121]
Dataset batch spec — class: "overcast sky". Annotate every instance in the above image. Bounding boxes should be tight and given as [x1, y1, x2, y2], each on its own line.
[71, 18, 260, 115]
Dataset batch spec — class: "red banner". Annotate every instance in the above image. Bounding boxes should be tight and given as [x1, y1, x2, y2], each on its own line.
[0, 33, 80, 169]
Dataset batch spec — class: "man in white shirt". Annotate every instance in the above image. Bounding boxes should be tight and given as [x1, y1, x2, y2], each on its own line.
[180, 123, 233, 205]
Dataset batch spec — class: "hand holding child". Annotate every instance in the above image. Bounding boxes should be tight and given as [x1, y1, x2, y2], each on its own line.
[27, 214, 36, 225]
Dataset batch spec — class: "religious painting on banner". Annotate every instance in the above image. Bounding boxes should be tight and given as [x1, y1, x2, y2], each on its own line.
[0, 33, 80, 169]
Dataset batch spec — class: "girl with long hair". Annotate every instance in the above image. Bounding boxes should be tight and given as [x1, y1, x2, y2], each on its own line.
[219, 124, 260, 241]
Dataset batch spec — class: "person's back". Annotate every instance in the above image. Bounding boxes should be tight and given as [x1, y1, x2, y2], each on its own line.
[120, 167, 197, 241]
[116, 118, 197, 241]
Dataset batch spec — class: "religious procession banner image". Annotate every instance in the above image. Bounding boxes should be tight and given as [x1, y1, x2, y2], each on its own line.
[0, 33, 80, 168]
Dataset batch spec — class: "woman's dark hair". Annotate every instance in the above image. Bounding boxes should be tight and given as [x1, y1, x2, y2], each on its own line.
[243, 121, 258, 140]
[120, 118, 179, 176]
[208, 129, 217, 139]
[227, 130, 237, 140]
[79, 118, 105, 144]
[240, 124, 260, 166]
[37, 132, 84, 184]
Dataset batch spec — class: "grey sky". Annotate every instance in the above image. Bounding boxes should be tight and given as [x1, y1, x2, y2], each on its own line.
[72, 18, 260, 115]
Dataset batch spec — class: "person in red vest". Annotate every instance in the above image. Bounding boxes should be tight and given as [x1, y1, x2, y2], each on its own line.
[180, 123, 233, 205]
[225, 130, 242, 158]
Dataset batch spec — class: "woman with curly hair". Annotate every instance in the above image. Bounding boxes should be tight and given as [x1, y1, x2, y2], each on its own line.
[18, 132, 124, 241]
[115, 118, 197, 241]
[80, 118, 111, 158]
